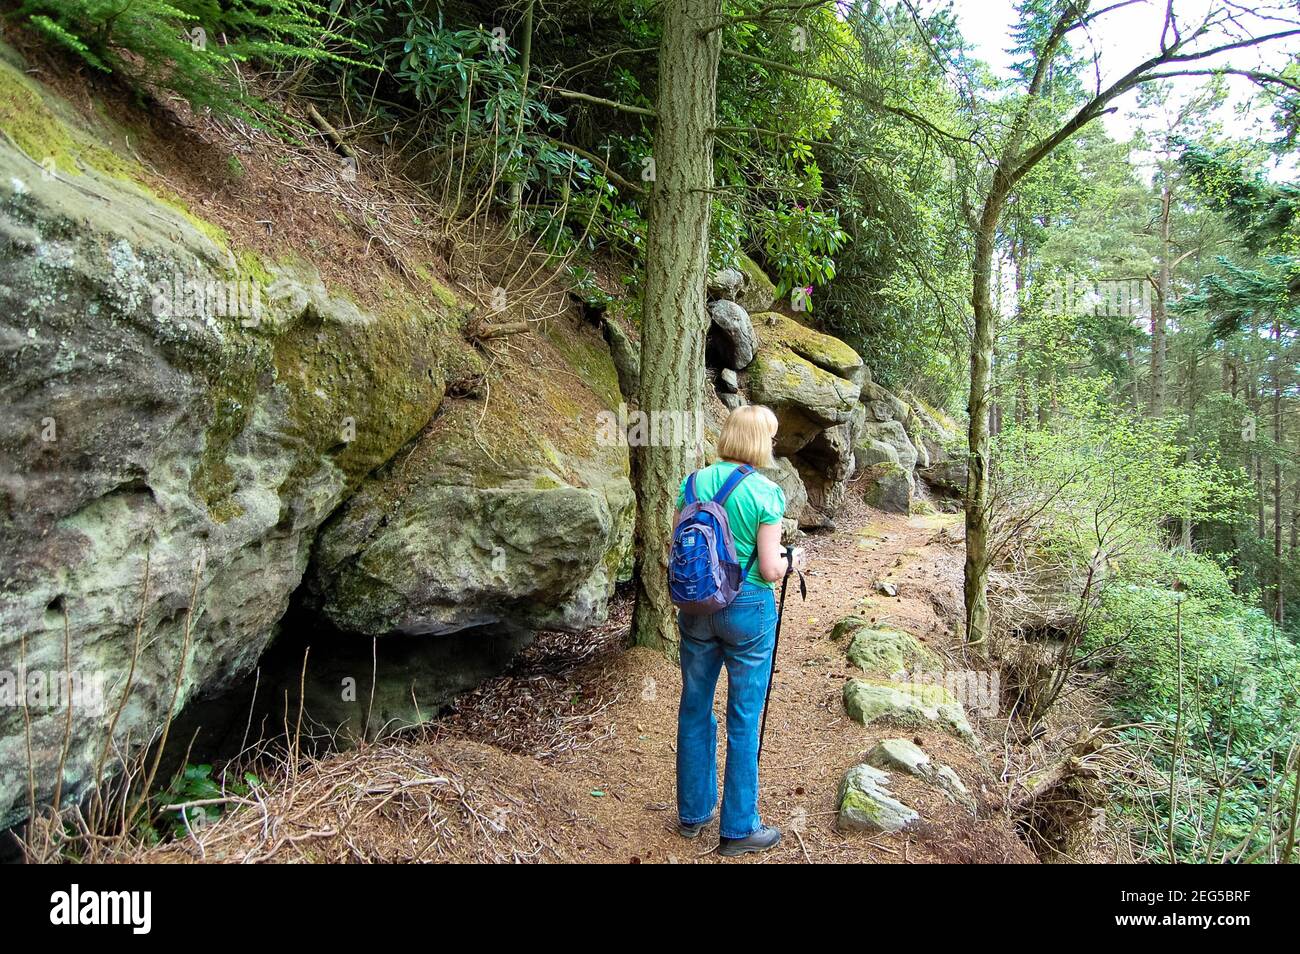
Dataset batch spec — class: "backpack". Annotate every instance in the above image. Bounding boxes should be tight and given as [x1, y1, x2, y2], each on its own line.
[669, 464, 757, 616]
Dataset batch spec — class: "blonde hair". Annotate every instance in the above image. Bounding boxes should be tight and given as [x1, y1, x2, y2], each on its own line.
[717, 405, 778, 468]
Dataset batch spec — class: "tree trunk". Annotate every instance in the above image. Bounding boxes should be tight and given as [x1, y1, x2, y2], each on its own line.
[630, 0, 721, 653]
[1289, 479, 1299, 552]
[1149, 186, 1172, 416]
[1183, 346, 1198, 548]
[508, 1, 535, 235]
[964, 183, 1008, 653]
[1272, 316, 1284, 626]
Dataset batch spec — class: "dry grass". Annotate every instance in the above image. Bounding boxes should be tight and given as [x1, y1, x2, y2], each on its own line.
[140, 737, 612, 864]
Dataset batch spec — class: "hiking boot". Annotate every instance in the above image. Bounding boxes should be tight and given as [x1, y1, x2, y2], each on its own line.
[718, 825, 781, 857]
[678, 813, 715, 839]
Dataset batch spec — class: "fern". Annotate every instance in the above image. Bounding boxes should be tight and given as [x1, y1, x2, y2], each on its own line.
[7, 0, 365, 126]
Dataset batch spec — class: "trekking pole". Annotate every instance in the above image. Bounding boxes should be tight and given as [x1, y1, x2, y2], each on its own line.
[757, 546, 806, 765]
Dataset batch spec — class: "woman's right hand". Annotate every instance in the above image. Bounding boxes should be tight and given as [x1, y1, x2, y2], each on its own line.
[788, 546, 807, 573]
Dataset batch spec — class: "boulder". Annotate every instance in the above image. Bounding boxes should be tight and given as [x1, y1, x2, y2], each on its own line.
[861, 462, 912, 514]
[793, 423, 852, 529]
[866, 739, 976, 812]
[842, 678, 975, 741]
[706, 299, 757, 371]
[307, 319, 634, 638]
[856, 437, 900, 469]
[836, 764, 920, 833]
[753, 312, 866, 388]
[842, 624, 935, 674]
[735, 253, 778, 313]
[746, 347, 858, 456]
[0, 63, 454, 827]
[707, 267, 746, 302]
[920, 457, 968, 497]
[862, 380, 911, 423]
[847, 401, 868, 446]
[716, 367, 739, 393]
[759, 456, 808, 527]
[855, 420, 918, 474]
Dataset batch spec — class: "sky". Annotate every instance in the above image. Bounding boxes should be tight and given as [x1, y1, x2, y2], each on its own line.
[952, 0, 1297, 176]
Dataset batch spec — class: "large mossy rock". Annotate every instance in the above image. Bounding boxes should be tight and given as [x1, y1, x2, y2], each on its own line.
[753, 312, 865, 387]
[836, 764, 920, 833]
[854, 419, 918, 475]
[0, 55, 455, 827]
[861, 462, 912, 514]
[735, 253, 778, 313]
[307, 318, 634, 638]
[842, 678, 975, 741]
[746, 344, 858, 456]
[840, 622, 935, 674]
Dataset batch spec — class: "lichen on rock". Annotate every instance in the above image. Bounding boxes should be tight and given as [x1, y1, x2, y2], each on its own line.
[842, 678, 975, 741]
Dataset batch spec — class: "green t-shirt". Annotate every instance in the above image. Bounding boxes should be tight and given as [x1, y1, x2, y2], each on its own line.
[676, 461, 786, 588]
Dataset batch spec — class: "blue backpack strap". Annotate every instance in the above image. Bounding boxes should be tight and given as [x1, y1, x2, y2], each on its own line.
[683, 471, 699, 505]
[711, 464, 754, 506]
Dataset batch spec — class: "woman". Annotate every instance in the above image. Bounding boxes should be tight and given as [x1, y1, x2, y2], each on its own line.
[674, 404, 806, 857]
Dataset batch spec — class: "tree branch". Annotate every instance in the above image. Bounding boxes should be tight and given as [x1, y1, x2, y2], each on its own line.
[541, 85, 656, 117]
[720, 48, 974, 146]
[697, 0, 832, 36]
[545, 137, 645, 195]
[1008, 25, 1300, 190]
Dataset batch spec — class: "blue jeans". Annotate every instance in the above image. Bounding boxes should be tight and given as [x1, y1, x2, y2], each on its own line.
[676, 581, 777, 839]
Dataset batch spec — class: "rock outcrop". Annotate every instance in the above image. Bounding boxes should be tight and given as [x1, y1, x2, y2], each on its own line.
[0, 53, 632, 827]
[306, 319, 634, 638]
[701, 262, 965, 528]
[0, 74, 458, 824]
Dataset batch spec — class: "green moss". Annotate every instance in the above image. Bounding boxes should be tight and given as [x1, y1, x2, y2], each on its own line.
[235, 249, 274, 287]
[737, 252, 777, 310]
[0, 59, 80, 176]
[0, 49, 234, 254]
[413, 264, 463, 311]
[753, 312, 861, 378]
[189, 342, 263, 522]
[845, 626, 935, 674]
[270, 294, 445, 500]
[830, 615, 873, 640]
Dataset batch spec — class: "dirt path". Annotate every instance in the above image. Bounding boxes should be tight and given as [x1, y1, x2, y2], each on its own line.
[146, 497, 1034, 863]
[510, 497, 1032, 864]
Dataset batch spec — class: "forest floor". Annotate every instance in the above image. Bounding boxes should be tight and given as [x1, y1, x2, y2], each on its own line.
[142, 495, 1038, 864]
